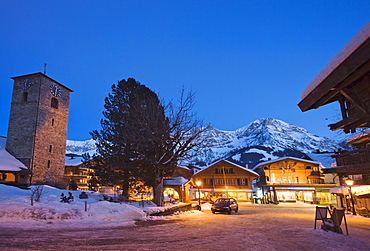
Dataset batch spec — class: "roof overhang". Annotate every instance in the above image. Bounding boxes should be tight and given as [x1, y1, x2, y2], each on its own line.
[298, 22, 370, 112]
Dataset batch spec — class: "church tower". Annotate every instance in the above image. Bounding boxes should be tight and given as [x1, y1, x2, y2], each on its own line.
[6, 73, 73, 186]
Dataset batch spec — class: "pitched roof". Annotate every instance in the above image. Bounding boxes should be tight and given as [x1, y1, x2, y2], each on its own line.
[195, 159, 259, 177]
[346, 130, 370, 145]
[164, 177, 189, 186]
[0, 137, 30, 173]
[253, 156, 323, 171]
[11, 72, 74, 93]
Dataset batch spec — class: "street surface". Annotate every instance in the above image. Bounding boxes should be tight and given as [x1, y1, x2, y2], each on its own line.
[1, 202, 370, 251]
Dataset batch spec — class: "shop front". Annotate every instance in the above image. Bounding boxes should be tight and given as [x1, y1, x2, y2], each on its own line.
[269, 185, 336, 204]
[190, 188, 253, 202]
[331, 185, 370, 213]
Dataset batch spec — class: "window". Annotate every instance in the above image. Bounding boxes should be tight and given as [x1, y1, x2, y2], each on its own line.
[237, 178, 248, 186]
[51, 98, 58, 109]
[51, 119, 55, 126]
[205, 178, 214, 186]
[225, 168, 234, 174]
[49, 145, 52, 152]
[23, 92, 28, 102]
[215, 167, 234, 174]
[349, 174, 363, 180]
[47, 160, 51, 169]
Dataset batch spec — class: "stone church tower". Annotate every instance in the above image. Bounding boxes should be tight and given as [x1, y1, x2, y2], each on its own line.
[6, 73, 73, 186]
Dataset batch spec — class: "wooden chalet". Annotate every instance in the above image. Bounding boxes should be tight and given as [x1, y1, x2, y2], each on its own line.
[298, 22, 370, 213]
[191, 159, 260, 202]
[253, 157, 337, 204]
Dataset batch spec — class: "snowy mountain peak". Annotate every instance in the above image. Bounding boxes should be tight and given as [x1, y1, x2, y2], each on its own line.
[66, 139, 96, 155]
[66, 118, 345, 168]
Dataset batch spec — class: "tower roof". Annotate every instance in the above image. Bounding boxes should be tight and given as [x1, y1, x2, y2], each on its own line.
[11, 72, 74, 93]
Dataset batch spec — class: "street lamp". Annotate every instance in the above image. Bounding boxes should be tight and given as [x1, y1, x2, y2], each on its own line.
[195, 180, 201, 209]
[345, 179, 356, 215]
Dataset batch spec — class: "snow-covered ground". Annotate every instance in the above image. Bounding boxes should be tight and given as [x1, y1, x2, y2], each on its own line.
[0, 184, 180, 228]
[1, 184, 370, 250]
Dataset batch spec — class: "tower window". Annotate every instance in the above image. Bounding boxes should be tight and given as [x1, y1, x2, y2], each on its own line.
[49, 145, 52, 152]
[51, 119, 55, 126]
[23, 92, 28, 102]
[47, 160, 51, 169]
[51, 98, 58, 109]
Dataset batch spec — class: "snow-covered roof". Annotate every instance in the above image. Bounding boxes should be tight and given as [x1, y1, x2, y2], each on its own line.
[65, 156, 84, 166]
[305, 153, 336, 169]
[163, 177, 189, 186]
[0, 136, 30, 172]
[253, 156, 323, 171]
[301, 21, 370, 100]
[346, 130, 370, 145]
[176, 165, 191, 171]
[196, 159, 260, 177]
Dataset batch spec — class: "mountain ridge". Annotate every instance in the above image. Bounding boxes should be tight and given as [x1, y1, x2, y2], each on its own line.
[66, 118, 347, 168]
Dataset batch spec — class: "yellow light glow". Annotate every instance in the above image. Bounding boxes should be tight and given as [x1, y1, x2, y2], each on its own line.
[345, 179, 354, 186]
[195, 180, 201, 187]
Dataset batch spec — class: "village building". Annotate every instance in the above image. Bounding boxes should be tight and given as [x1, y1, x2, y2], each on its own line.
[298, 21, 370, 214]
[64, 154, 93, 191]
[6, 73, 73, 187]
[0, 136, 31, 187]
[191, 159, 259, 202]
[163, 165, 196, 203]
[253, 157, 337, 204]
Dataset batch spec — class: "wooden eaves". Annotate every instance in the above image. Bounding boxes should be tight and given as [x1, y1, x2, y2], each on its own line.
[298, 22, 370, 133]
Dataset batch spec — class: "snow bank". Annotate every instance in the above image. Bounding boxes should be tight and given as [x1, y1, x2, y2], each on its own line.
[0, 184, 173, 227]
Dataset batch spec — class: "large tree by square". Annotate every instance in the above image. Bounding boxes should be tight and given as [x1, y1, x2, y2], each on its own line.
[91, 78, 207, 206]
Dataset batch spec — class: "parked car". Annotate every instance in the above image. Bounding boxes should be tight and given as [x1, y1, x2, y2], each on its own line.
[211, 198, 238, 214]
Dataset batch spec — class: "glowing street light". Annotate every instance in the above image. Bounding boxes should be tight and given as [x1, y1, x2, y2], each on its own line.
[195, 180, 201, 208]
[345, 179, 356, 215]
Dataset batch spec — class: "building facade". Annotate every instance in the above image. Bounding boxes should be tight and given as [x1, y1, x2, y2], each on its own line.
[253, 157, 337, 204]
[6, 73, 73, 186]
[191, 159, 260, 202]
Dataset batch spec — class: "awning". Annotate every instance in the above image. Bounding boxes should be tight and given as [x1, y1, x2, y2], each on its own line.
[330, 185, 370, 196]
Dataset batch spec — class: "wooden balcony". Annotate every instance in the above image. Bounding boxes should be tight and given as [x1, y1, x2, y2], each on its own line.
[333, 146, 370, 166]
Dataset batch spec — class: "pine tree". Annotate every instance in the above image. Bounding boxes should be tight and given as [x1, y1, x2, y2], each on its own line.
[91, 78, 208, 206]
[90, 78, 169, 200]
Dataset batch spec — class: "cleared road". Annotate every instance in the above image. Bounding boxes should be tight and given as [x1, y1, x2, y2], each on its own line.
[1, 203, 370, 251]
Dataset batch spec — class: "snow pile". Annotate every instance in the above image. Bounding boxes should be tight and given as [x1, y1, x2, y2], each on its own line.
[0, 136, 28, 172]
[0, 184, 169, 227]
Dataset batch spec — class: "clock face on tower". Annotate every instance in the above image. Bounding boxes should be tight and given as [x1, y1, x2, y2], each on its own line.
[49, 84, 62, 97]
[21, 79, 33, 90]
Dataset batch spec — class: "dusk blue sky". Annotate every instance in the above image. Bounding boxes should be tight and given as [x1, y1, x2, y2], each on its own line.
[0, 1, 369, 141]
